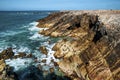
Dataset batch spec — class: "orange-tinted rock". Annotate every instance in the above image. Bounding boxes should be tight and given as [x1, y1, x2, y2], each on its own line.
[38, 10, 120, 80]
[0, 59, 6, 74]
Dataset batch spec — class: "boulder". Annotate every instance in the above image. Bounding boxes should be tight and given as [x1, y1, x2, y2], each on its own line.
[49, 67, 54, 73]
[26, 53, 33, 58]
[39, 46, 48, 55]
[17, 52, 26, 58]
[0, 48, 14, 60]
[41, 59, 46, 63]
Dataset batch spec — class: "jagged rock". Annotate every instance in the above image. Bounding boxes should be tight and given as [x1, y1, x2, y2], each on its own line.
[26, 53, 33, 58]
[0, 60, 17, 80]
[37, 64, 42, 70]
[41, 59, 46, 63]
[39, 46, 48, 55]
[14, 52, 26, 59]
[13, 52, 26, 59]
[43, 70, 49, 76]
[52, 61, 58, 67]
[38, 10, 120, 80]
[0, 48, 14, 60]
[0, 59, 6, 74]
[49, 67, 54, 73]
[37, 12, 68, 28]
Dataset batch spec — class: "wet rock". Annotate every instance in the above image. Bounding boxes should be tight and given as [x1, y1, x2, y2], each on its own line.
[41, 59, 46, 63]
[34, 58, 38, 62]
[0, 59, 6, 74]
[0, 48, 14, 60]
[53, 62, 58, 66]
[13, 52, 27, 59]
[17, 52, 26, 58]
[26, 53, 33, 58]
[43, 70, 49, 76]
[0, 61, 17, 80]
[49, 67, 54, 73]
[39, 46, 48, 55]
[37, 64, 42, 70]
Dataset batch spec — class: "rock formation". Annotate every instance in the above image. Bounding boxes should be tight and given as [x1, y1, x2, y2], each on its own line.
[0, 48, 14, 60]
[0, 48, 34, 80]
[39, 46, 48, 55]
[38, 10, 120, 80]
[0, 59, 18, 80]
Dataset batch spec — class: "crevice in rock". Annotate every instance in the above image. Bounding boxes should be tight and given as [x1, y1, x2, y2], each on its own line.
[92, 31, 103, 43]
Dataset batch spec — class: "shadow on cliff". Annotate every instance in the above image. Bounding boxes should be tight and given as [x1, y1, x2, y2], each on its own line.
[15, 65, 71, 80]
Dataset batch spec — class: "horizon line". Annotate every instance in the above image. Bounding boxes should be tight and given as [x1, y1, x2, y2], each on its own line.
[0, 9, 120, 11]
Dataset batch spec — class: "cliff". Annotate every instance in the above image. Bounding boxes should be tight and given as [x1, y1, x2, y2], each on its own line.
[37, 10, 120, 80]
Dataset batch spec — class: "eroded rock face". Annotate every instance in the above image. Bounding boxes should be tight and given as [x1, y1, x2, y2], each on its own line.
[38, 10, 120, 80]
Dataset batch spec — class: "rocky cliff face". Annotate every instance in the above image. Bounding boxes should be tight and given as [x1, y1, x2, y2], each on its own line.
[37, 10, 120, 80]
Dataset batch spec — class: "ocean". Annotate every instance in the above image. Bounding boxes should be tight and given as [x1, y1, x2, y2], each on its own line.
[0, 11, 66, 80]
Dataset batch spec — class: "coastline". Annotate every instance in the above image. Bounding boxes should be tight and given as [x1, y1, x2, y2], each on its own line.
[37, 10, 120, 80]
[0, 10, 120, 80]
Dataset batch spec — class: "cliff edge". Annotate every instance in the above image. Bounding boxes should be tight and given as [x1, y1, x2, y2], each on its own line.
[37, 10, 120, 80]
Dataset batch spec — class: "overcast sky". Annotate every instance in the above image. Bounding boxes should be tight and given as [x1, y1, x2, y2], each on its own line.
[0, 0, 120, 11]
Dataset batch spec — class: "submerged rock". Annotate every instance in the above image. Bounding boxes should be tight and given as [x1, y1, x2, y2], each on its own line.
[39, 46, 48, 55]
[41, 59, 47, 63]
[38, 10, 120, 80]
[49, 67, 54, 73]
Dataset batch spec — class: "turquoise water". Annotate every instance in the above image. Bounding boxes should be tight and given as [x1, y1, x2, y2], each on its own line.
[0, 11, 53, 52]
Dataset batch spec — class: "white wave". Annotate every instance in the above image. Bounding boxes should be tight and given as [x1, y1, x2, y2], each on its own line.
[0, 30, 26, 37]
[13, 46, 31, 54]
[28, 21, 48, 32]
[29, 33, 49, 40]
[45, 44, 59, 64]
[0, 44, 31, 54]
[39, 42, 59, 69]
[28, 21, 49, 40]
[29, 33, 41, 40]
[5, 58, 33, 71]
[28, 22, 40, 31]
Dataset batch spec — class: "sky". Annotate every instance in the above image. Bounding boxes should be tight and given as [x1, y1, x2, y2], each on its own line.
[0, 0, 120, 11]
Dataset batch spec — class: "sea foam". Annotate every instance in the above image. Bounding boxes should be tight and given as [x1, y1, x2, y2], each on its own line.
[5, 58, 33, 71]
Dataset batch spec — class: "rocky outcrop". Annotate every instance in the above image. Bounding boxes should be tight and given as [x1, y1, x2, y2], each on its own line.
[0, 59, 18, 80]
[0, 48, 34, 80]
[37, 12, 68, 28]
[0, 48, 14, 60]
[38, 10, 120, 80]
[39, 46, 48, 55]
